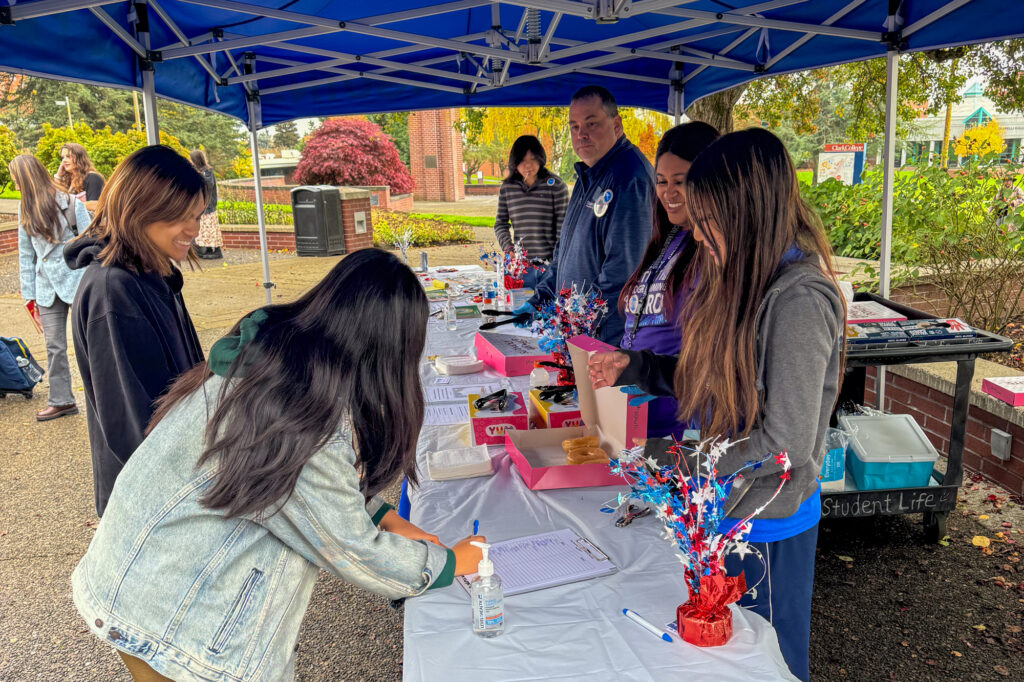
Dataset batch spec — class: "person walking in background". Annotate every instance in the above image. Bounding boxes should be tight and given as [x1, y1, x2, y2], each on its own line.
[56, 143, 104, 212]
[65, 145, 206, 516]
[617, 121, 719, 439]
[493, 135, 568, 288]
[72, 250, 483, 682]
[189, 149, 223, 259]
[11, 154, 91, 421]
[514, 86, 655, 343]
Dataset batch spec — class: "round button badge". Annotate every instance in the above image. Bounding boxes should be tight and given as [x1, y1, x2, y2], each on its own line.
[547, 177, 555, 186]
[593, 189, 613, 217]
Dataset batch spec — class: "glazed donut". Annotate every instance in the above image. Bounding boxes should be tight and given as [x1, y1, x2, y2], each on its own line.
[561, 435, 599, 452]
[566, 447, 608, 465]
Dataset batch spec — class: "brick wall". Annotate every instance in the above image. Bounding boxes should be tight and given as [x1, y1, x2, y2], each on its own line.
[340, 196, 373, 252]
[389, 193, 414, 212]
[221, 230, 296, 251]
[864, 367, 1024, 496]
[465, 184, 501, 196]
[0, 224, 17, 255]
[408, 109, 464, 202]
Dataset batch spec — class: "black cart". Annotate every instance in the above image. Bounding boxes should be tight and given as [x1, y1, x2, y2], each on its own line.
[825, 293, 1014, 542]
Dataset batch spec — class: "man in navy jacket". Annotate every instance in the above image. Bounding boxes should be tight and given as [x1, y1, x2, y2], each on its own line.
[520, 85, 654, 343]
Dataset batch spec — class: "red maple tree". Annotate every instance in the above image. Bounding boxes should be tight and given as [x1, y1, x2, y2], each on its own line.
[294, 117, 414, 193]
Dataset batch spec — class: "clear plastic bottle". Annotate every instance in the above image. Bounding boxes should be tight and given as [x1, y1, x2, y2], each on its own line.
[444, 295, 458, 331]
[470, 541, 504, 638]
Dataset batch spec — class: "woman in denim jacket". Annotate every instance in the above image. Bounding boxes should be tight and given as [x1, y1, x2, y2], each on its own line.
[72, 249, 484, 681]
[12, 154, 91, 421]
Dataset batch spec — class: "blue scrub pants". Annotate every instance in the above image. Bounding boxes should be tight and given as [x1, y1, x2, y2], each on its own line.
[723, 523, 819, 682]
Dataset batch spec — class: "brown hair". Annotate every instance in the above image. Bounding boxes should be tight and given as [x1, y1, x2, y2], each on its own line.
[148, 249, 428, 518]
[82, 145, 206, 276]
[189, 149, 210, 171]
[9, 154, 69, 244]
[56, 143, 99, 194]
[674, 128, 845, 439]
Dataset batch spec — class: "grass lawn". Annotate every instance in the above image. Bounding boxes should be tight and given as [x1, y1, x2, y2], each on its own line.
[410, 213, 494, 227]
[0, 187, 21, 200]
[796, 169, 813, 184]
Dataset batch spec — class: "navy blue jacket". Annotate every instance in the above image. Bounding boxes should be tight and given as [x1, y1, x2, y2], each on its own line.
[66, 237, 204, 516]
[530, 135, 654, 343]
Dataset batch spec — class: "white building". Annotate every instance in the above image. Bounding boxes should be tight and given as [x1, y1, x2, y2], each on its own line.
[900, 82, 1023, 166]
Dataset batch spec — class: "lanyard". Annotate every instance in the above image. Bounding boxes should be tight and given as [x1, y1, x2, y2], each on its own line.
[623, 226, 681, 349]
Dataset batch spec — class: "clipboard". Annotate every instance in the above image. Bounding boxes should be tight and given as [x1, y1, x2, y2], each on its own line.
[456, 528, 617, 597]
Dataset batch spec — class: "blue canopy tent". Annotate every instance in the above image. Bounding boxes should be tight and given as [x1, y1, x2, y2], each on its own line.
[2, 0, 1023, 308]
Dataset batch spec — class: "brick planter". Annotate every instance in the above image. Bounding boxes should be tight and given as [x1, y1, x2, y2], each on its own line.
[864, 364, 1024, 496]
[0, 222, 17, 254]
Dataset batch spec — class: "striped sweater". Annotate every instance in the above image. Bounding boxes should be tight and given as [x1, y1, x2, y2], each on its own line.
[493, 173, 569, 262]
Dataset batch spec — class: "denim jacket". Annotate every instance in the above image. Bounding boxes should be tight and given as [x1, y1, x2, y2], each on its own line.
[18, 192, 91, 307]
[72, 375, 453, 681]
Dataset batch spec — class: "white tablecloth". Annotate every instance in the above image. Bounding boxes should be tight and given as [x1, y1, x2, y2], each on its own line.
[402, 277, 796, 682]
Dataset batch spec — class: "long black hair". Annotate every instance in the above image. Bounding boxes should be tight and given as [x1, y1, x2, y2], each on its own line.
[618, 121, 719, 315]
[505, 135, 551, 184]
[150, 248, 428, 517]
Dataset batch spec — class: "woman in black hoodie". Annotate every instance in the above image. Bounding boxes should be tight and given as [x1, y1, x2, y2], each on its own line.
[65, 145, 206, 516]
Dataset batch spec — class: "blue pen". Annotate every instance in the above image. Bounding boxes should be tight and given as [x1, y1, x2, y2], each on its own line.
[473, 519, 479, 535]
[622, 608, 672, 643]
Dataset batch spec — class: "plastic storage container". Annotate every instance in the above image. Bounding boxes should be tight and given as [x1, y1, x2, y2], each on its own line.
[839, 414, 939, 490]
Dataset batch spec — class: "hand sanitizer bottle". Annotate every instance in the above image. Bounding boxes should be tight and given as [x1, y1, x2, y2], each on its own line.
[444, 294, 458, 332]
[470, 541, 504, 638]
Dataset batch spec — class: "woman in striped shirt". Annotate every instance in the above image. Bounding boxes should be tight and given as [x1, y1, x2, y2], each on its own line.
[494, 135, 569, 287]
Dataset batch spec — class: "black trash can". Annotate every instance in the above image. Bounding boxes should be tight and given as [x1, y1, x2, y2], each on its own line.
[291, 185, 346, 257]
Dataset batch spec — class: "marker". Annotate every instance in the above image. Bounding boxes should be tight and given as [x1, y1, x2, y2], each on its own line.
[473, 519, 479, 536]
[622, 608, 672, 643]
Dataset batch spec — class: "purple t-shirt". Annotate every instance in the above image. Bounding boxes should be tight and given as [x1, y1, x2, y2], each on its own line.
[620, 228, 695, 438]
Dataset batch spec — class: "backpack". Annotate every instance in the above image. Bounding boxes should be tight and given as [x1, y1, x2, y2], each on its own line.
[0, 336, 44, 398]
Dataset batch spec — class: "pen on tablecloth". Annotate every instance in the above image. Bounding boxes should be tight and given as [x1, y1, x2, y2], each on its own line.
[622, 608, 672, 643]
[473, 519, 479, 535]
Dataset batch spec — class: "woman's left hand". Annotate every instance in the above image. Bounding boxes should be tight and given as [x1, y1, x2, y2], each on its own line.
[379, 509, 444, 546]
[589, 351, 630, 389]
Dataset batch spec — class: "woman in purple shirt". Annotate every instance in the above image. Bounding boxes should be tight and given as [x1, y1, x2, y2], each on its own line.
[618, 121, 719, 438]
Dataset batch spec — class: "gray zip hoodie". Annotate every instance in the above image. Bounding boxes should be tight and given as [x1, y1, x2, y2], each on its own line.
[618, 256, 845, 519]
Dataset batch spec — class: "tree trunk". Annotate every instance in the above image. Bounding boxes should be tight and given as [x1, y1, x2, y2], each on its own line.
[684, 84, 748, 134]
[939, 58, 959, 168]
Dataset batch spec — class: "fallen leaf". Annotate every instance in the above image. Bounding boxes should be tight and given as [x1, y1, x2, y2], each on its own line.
[837, 555, 854, 563]
[973, 536, 992, 548]
[1007, 625, 1022, 634]
[951, 651, 962, 657]
[1003, 522, 1013, 528]
[973, 624, 987, 631]
[980, 515, 990, 520]
[994, 665, 1010, 676]
[938, 536, 951, 547]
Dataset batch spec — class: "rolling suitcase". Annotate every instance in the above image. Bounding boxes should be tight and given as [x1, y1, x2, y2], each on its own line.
[0, 336, 44, 399]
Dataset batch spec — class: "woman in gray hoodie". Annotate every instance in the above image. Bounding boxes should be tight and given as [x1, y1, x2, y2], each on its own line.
[589, 128, 845, 682]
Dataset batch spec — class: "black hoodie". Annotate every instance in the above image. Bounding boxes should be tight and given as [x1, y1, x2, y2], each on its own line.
[65, 237, 204, 516]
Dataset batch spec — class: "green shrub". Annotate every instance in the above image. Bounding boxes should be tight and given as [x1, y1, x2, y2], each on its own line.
[217, 200, 293, 225]
[373, 210, 474, 247]
[212, 202, 475, 247]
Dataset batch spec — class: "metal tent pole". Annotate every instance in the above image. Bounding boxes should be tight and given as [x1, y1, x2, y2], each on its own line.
[244, 56, 273, 305]
[134, 1, 159, 144]
[876, 46, 899, 410]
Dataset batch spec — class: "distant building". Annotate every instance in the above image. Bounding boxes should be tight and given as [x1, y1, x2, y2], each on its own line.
[258, 149, 301, 184]
[900, 82, 1023, 167]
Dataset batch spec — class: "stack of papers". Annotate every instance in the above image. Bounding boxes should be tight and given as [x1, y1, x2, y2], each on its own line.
[426, 445, 494, 480]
